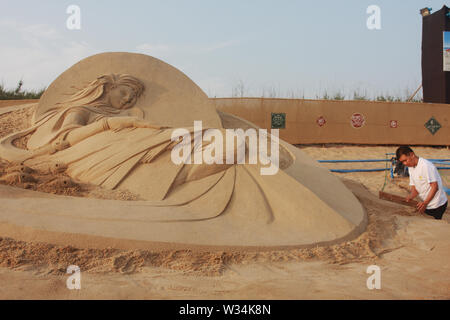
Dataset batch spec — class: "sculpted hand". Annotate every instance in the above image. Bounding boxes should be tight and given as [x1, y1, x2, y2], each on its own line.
[107, 117, 169, 132]
[133, 119, 170, 130]
[27, 138, 70, 160]
[52, 139, 71, 152]
[108, 117, 137, 132]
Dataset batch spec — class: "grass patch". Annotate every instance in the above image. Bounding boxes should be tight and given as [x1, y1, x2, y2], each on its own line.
[0, 81, 45, 100]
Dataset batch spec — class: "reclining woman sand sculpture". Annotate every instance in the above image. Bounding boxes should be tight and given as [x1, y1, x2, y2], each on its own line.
[0, 74, 238, 201]
[0, 55, 366, 246]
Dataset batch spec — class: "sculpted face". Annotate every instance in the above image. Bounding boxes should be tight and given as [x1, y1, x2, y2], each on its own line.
[107, 85, 138, 109]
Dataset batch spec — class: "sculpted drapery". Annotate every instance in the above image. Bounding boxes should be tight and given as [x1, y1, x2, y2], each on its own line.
[0, 75, 246, 217]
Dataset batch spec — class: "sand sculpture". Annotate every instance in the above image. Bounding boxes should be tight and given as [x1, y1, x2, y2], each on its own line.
[0, 52, 367, 248]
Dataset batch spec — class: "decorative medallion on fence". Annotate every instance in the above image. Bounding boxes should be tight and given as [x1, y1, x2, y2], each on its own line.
[316, 116, 326, 127]
[425, 117, 441, 135]
[271, 113, 286, 129]
[350, 113, 365, 129]
[390, 120, 398, 128]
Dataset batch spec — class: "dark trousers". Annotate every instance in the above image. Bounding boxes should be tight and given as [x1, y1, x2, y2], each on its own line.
[425, 201, 448, 220]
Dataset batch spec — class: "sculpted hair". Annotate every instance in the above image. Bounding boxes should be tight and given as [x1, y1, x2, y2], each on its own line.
[56, 74, 145, 109]
[396, 146, 414, 160]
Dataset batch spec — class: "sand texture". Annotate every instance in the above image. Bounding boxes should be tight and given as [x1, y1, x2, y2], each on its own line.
[0, 101, 367, 248]
[0, 176, 448, 299]
[0, 103, 448, 299]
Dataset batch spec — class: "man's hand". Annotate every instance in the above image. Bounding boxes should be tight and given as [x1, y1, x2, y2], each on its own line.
[406, 186, 418, 203]
[417, 201, 429, 213]
[414, 182, 438, 214]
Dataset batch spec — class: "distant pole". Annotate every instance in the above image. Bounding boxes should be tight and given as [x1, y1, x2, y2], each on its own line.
[407, 84, 422, 102]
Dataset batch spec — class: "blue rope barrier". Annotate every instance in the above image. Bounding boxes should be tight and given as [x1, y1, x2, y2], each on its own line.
[319, 156, 450, 194]
[330, 168, 389, 173]
[444, 187, 450, 196]
[318, 158, 450, 163]
[329, 167, 449, 173]
[319, 158, 450, 173]
[431, 160, 450, 165]
[318, 159, 389, 163]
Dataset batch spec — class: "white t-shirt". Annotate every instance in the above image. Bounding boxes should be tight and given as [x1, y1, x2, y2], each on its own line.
[409, 157, 448, 209]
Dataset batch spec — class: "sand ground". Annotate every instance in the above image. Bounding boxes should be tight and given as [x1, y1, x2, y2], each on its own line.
[0, 176, 448, 300]
[0, 104, 449, 299]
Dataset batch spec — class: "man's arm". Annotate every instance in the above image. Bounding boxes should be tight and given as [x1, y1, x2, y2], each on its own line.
[406, 185, 419, 202]
[417, 162, 442, 213]
[417, 182, 439, 213]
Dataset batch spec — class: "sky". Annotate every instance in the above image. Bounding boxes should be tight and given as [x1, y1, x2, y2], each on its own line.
[0, 0, 448, 99]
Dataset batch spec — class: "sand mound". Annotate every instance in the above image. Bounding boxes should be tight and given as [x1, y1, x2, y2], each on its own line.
[0, 179, 399, 276]
[0, 107, 389, 274]
[0, 104, 367, 247]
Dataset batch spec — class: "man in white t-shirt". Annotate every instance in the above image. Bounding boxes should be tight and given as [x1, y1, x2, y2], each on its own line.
[396, 146, 448, 220]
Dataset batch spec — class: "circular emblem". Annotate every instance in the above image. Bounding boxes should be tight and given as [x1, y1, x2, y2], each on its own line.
[351, 113, 365, 128]
[316, 116, 326, 127]
[390, 120, 398, 128]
